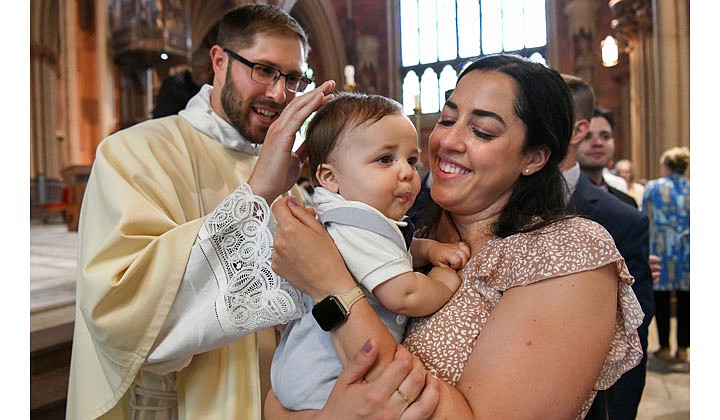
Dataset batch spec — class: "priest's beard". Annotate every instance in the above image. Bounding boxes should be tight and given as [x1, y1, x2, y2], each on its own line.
[220, 66, 267, 145]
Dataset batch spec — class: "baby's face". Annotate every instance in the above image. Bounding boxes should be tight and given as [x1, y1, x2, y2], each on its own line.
[324, 114, 421, 220]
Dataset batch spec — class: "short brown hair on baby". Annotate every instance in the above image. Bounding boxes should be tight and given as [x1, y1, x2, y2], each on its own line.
[306, 92, 405, 185]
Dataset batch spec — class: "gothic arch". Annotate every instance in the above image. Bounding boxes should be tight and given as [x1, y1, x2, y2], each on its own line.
[190, 0, 242, 51]
[291, 0, 348, 85]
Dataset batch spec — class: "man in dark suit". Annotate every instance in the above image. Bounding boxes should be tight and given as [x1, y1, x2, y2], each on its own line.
[407, 171, 433, 227]
[562, 75, 654, 419]
[576, 107, 639, 209]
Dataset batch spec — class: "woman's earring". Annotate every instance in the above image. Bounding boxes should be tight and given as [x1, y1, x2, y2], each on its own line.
[523, 168, 530, 174]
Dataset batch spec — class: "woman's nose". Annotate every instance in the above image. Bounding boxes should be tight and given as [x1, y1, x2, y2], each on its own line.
[434, 125, 464, 153]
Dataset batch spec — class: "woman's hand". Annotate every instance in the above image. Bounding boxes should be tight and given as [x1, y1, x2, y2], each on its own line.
[324, 341, 439, 419]
[249, 80, 335, 203]
[272, 195, 355, 300]
[649, 254, 661, 284]
[264, 340, 439, 419]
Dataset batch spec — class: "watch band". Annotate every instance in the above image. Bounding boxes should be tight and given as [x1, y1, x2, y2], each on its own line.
[312, 286, 366, 331]
[335, 286, 365, 313]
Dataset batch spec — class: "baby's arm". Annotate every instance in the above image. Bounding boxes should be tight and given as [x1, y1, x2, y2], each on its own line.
[372, 238, 469, 316]
[372, 267, 461, 317]
[410, 237, 470, 270]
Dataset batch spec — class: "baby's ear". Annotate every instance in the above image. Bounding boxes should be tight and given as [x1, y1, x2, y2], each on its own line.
[316, 163, 339, 193]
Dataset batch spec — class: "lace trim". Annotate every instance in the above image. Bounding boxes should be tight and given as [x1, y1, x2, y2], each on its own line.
[201, 182, 306, 335]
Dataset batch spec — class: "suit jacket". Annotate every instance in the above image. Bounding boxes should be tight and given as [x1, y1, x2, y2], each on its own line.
[608, 185, 639, 209]
[570, 172, 654, 419]
[407, 171, 434, 226]
[570, 173, 653, 323]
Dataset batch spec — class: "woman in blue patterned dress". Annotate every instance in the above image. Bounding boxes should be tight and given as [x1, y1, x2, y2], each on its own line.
[642, 146, 690, 363]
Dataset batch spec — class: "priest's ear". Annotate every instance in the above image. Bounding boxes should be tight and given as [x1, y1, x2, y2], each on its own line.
[316, 163, 339, 193]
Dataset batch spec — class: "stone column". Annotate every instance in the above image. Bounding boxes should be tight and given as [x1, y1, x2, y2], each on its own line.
[30, 0, 63, 206]
[651, 0, 690, 176]
[564, 0, 597, 86]
[95, 0, 115, 140]
[627, 29, 656, 182]
[610, 0, 654, 181]
[63, 0, 82, 165]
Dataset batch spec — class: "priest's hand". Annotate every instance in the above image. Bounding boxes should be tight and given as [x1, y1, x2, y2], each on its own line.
[248, 80, 335, 203]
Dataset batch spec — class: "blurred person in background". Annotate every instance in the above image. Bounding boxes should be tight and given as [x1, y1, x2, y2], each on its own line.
[615, 159, 645, 209]
[642, 146, 690, 364]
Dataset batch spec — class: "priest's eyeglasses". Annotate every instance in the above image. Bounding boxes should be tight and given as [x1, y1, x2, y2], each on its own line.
[223, 48, 312, 93]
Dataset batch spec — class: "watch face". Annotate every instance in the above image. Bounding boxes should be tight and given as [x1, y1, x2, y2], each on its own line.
[312, 296, 348, 331]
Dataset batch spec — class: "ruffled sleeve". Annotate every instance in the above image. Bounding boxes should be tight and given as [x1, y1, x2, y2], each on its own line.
[474, 217, 632, 291]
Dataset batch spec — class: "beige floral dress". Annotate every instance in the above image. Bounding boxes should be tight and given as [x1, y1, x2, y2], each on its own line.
[403, 217, 644, 419]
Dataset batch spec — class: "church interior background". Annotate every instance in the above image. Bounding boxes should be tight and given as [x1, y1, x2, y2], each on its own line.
[28, 0, 691, 418]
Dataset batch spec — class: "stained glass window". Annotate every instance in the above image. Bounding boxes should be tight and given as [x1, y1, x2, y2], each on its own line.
[401, 0, 548, 114]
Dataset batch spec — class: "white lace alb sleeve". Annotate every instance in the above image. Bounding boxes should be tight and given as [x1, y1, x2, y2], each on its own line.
[147, 182, 307, 371]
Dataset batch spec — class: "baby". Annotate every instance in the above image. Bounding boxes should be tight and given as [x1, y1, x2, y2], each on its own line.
[270, 92, 469, 410]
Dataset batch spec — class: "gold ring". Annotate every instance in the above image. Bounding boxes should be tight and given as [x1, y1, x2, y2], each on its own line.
[396, 388, 410, 403]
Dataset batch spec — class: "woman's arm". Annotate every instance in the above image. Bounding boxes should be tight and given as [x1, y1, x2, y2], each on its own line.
[430, 264, 619, 419]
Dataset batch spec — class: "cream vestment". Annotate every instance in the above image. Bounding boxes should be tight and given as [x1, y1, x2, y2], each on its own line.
[66, 86, 306, 419]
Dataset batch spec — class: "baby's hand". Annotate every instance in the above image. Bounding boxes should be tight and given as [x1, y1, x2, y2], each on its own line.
[428, 241, 470, 270]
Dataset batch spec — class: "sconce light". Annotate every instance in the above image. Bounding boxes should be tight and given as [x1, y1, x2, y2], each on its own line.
[601, 35, 620, 67]
[344, 65, 356, 91]
[600, 35, 630, 67]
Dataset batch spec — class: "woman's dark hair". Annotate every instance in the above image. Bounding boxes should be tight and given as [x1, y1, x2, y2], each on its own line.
[417, 54, 574, 238]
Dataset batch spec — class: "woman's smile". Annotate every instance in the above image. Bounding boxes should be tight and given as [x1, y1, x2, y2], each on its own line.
[437, 157, 471, 175]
